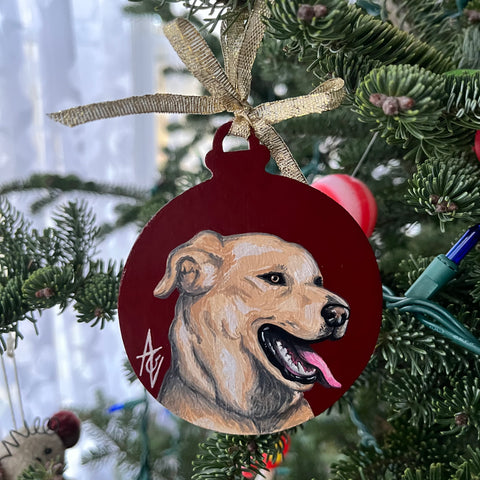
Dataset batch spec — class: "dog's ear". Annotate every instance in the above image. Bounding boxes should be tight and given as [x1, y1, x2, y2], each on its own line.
[154, 231, 224, 298]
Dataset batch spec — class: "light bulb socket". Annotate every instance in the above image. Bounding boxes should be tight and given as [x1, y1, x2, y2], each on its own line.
[405, 254, 458, 300]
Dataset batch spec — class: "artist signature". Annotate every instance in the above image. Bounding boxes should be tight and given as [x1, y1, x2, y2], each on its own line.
[136, 329, 165, 389]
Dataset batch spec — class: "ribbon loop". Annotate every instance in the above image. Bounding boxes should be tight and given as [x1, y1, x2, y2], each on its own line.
[222, 0, 269, 101]
[163, 18, 239, 109]
[254, 78, 345, 125]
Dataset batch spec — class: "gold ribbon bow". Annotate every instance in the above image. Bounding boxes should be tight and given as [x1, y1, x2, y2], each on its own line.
[48, 0, 345, 184]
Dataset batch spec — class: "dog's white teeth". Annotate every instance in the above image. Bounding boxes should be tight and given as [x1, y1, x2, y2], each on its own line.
[285, 354, 299, 372]
[273, 341, 315, 376]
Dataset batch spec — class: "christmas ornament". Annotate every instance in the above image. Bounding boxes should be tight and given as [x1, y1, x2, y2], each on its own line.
[118, 123, 382, 434]
[242, 434, 290, 479]
[0, 411, 80, 480]
[48, 0, 376, 437]
[311, 174, 377, 237]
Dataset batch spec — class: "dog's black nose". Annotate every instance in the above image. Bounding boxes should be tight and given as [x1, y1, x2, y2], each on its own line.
[322, 304, 350, 327]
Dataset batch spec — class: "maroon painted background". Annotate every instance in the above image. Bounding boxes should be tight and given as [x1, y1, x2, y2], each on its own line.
[118, 123, 382, 427]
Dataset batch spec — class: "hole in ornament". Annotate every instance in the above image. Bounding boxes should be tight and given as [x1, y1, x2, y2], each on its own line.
[222, 135, 250, 152]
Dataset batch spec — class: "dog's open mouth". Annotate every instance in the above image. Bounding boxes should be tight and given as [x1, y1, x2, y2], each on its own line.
[258, 324, 341, 388]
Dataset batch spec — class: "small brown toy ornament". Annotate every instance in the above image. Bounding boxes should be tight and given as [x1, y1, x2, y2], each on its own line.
[119, 123, 382, 434]
[0, 411, 80, 480]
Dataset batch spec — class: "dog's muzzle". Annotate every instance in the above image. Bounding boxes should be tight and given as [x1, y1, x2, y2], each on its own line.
[321, 303, 350, 328]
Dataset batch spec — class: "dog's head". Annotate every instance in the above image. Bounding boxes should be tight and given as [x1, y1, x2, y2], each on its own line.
[154, 230, 350, 400]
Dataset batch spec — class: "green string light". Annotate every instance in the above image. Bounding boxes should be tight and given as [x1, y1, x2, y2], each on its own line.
[136, 391, 151, 480]
[108, 392, 151, 480]
[383, 286, 480, 356]
[383, 224, 480, 356]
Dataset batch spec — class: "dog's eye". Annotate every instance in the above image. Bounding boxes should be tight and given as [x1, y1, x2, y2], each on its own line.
[314, 276, 324, 287]
[258, 272, 286, 286]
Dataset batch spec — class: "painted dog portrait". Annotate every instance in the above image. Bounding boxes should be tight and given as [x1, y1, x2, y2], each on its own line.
[153, 230, 350, 434]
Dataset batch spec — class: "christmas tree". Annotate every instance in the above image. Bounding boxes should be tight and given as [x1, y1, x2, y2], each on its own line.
[1, 0, 480, 478]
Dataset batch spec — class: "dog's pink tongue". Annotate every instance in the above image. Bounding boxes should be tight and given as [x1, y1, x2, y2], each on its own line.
[298, 350, 341, 388]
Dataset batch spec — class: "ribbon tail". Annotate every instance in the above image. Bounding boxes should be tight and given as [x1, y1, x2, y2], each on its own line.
[253, 120, 307, 184]
[228, 117, 252, 140]
[164, 18, 240, 110]
[47, 94, 224, 127]
[254, 78, 346, 125]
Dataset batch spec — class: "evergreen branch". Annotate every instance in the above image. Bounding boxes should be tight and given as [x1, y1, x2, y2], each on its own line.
[74, 260, 122, 328]
[401, 463, 445, 480]
[180, 0, 253, 32]
[29, 191, 62, 215]
[80, 444, 120, 469]
[267, 0, 454, 73]
[192, 431, 294, 479]
[127, 0, 255, 31]
[453, 25, 480, 70]
[0, 196, 35, 279]
[384, 370, 444, 427]
[376, 310, 456, 377]
[331, 445, 390, 480]
[470, 259, 480, 303]
[406, 155, 480, 231]
[0, 199, 123, 350]
[395, 0, 460, 53]
[434, 377, 480, 440]
[308, 46, 383, 97]
[124, 0, 174, 18]
[445, 71, 480, 130]
[352, 63, 474, 160]
[52, 201, 100, 271]
[77, 391, 205, 480]
[22, 265, 76, 312]
[0, 277, 35, 337]
[452, 445, 480, 477]
[0, 173, 148, 204]
[383, 419, 458, 476]
[18, 461, 65, 480]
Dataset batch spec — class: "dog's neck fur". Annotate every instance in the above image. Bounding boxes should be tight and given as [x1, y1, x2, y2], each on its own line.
[158, 299, 314, 433]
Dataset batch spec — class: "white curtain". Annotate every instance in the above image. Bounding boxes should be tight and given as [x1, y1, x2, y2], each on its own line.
[0, 1, 166, 477]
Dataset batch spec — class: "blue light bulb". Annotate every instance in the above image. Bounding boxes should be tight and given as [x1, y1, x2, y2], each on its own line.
[446, 224, 480, 265]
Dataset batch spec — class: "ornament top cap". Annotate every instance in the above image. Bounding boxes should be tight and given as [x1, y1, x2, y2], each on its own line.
[205, 122, 271, 178]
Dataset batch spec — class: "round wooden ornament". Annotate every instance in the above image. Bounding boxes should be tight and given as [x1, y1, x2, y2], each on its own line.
[118, 123, 382, 435]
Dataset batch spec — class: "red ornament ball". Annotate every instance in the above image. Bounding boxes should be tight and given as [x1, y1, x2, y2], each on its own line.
[311, 174, 377, 237]
[474, 130, 480, 162]
[242, 434, 291, 478]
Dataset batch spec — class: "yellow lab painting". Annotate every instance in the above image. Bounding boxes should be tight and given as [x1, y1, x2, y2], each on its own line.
[153, 230, 350, 434]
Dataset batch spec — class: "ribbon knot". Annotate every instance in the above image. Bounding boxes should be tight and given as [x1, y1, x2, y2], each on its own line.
[231, 104, 256, 137]
[48, 0, 345, 184]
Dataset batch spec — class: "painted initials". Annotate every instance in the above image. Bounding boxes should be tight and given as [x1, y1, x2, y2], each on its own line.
[136, 329, 164, 389]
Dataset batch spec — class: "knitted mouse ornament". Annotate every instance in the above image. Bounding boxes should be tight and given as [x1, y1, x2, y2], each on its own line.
[0, 411, 80, 480]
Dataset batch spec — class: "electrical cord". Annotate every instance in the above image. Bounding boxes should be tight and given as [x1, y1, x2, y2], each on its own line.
[382, 285, 480, 356]
[383, 223, 480, 356]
